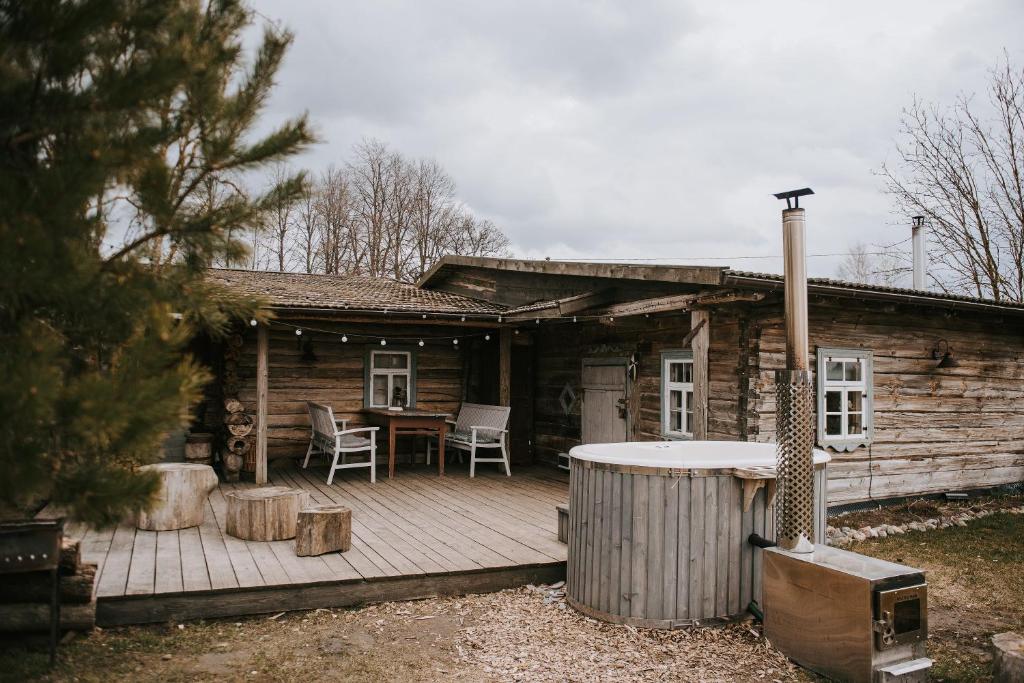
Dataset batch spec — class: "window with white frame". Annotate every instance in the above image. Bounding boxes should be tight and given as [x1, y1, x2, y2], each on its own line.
[367, 350, 414, 408]
[816, 348, 873, 451]
[661, 351, 694, 439]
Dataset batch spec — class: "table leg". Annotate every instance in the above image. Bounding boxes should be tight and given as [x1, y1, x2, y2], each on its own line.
[438, 422, 446, 476]
[388, 423, 397, 478]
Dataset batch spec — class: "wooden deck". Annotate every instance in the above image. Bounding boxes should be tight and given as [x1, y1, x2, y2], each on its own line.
[68, 464, 569, 626]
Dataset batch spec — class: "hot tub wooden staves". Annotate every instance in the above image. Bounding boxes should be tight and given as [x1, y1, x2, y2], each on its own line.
[566, 458, 827, 628]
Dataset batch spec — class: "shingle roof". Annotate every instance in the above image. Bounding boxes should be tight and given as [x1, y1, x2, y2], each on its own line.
[208, 268, 505, 315]
[723, 270, 1024, 312]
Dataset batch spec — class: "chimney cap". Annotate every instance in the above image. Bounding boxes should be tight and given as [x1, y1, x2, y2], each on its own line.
[912, 215, 925, 227]
[773, 187, 814, 209]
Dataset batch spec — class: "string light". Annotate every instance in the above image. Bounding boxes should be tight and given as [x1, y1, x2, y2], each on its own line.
[380, 339, 387, 346]
[422, 314, 427, 319]
[573, 316, 577, 323]
[418, 339, 424, 347]
[484, 334, 490, 341]
[460, 316, 466, 322]
[342, 335, 348, 342]
[249, 319, 258, 327]
[295, 329, 302, 336]
[535, 318, 540, 324]
[453, 338, 459, 345]
[498, 316, 503, 323]
[514, 329, 520, 335]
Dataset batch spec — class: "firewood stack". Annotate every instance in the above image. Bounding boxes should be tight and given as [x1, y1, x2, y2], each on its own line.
[221, 333, 254, 482]
[0, 538, 97, 634]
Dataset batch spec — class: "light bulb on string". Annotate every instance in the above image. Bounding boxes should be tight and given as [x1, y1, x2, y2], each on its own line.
[341, 335, 348, 343]
[514, 329, 520, 335]
[572, 316, 577, 323]
[453, 338, 458, 346]
[497, 316, 503, 323]
[535, 318, 540, 324]
[295, 329, 302, 336]
[380, 339, 387, 346]
[484, 334, 490, 341]
[249, 319, 258, 327]
[418, 339, 424, 347]
[460, 316, 466, 322]
[422, 314, 427, 319]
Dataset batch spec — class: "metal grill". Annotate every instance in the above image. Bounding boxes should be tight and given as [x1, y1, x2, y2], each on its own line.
[775, 369, 815, 552]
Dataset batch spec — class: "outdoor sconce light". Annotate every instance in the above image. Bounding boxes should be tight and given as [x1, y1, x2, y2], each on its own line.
[931, 339, 958, 369]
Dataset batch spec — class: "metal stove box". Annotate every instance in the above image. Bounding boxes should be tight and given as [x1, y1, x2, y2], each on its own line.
[763, 544, 931, 683]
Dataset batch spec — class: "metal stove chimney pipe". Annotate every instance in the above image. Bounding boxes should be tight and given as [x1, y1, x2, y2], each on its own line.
[912, 215, 926, 290]
[772, 188, 816, 554]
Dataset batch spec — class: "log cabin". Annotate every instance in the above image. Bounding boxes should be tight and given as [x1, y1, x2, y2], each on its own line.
[203, 257, 1024, 506]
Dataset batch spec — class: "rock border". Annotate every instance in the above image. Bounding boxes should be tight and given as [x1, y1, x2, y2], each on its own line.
[827, 506, 1024, 545]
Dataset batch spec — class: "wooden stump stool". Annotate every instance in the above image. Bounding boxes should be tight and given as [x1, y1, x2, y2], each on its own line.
[136, 463, 218, 531]
[224, 486, 310, 541]
[295, 505, 352, 556]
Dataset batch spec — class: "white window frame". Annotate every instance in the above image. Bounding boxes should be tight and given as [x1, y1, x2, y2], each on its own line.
[816, 347, 873, 451]
[368, 350, 413, 408]
[661, 350, 694, 440]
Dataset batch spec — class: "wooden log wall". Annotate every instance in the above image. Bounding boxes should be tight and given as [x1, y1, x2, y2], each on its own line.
[531, 309, 749, 465]
[234, 319, 473, 462]
[745, 300, 1024, 503]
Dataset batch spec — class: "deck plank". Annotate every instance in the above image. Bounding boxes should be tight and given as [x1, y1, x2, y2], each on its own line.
[208, 484, 265, 588]
[178, 526, 211, 591]
[125, 529, 156, 596]
[197, 499, 238, 590]
[96, 524, 136, 598]
[154, 531, 183, 594]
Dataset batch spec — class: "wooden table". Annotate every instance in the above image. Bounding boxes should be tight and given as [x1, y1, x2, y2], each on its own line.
[362, 408, 449, 478]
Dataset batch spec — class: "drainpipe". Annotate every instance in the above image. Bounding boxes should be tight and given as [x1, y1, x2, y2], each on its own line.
[912, 216, 926, 290]
[772, 188, 816, 554]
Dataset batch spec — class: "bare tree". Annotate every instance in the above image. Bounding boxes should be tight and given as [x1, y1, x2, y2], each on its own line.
[880, 55, 1024, 302]
[294, 180, 322, 273]
[263, 165, 305, 271]
[316, 165, 357, 275]
[835, 242, 907, 287]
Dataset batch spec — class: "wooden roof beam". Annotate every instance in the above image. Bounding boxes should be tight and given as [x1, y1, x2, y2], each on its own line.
[506, 289, 618, 320]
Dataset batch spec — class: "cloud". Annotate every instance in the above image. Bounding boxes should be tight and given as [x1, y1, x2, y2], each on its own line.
[252, 0, 1024, 276]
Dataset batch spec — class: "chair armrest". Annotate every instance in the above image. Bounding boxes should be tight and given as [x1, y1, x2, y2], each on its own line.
[335, 426, 380, 436]
[444, 418, 458, 427]
[470, 425, 508, 434]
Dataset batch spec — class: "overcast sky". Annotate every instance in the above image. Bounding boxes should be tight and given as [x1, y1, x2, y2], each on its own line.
[251, 0, 1024, 278]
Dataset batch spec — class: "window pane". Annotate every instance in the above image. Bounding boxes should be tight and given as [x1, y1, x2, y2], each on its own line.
[372, 375, 388, 406]
[826, 414, 842, 436]
[670, 410, 682, 432]
[825, 391, 842, 413]
[374, 352, 408, 370]
[847, 392, 863, 412]
[669, 361, 692, 383]
[845, 361, 862, 382]
[393, 374, 409, 406]
[669, 389, 683, 411]
[848, 413, 863, 435]
[685, 391, 692, 411]
[826, 361, 844, 381]
[685, 410, 693, 433]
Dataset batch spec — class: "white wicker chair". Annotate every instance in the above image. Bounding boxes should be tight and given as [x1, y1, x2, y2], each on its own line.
[303, 401, 378, 484]
[426, 403, 511, 477]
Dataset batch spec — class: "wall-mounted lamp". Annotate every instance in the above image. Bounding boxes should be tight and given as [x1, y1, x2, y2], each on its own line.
[931, 339, 958, 369]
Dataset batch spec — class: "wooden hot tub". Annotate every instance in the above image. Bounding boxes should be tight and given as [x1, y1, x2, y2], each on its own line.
[566, 441, 829, 628]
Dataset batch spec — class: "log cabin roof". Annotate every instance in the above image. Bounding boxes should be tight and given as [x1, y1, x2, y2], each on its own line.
[208, 268, 505, 316]
[419, 256, 1024, 317]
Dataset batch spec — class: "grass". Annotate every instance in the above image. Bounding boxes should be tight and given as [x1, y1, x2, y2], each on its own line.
[852, 510, 1024, 682]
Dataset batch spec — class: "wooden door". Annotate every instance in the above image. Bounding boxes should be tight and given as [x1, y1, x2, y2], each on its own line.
[581, 359, 628, 444]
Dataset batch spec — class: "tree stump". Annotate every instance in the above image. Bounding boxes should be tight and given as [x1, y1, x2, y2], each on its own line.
[136, 463, 218, 531]
[225, 486, 310, 541]
[295, 505, 352, 556]
[185, 432, 214, 465]
[992, 632, 1024, 683]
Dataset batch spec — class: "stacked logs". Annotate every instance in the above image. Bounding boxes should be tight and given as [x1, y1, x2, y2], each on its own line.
[221, 332, 252, 482]
[0, 538, 97, 633]
[223, 397, 253, 482]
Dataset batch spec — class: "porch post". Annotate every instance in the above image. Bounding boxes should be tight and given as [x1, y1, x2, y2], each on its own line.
[690, 309, 709, 440]
[499, 327, 512, 407]
[255, 323, 269, 484]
